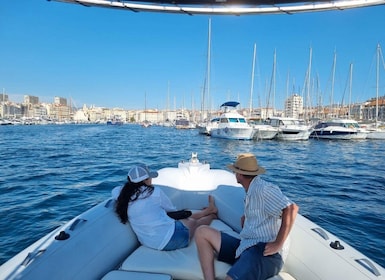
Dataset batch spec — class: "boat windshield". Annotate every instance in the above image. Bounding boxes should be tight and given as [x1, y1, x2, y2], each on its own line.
[344, 122, 359, 128]
[228, 118, 246, 123]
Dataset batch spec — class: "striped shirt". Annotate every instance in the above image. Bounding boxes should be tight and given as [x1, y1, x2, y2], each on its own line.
[236, 176, 293, 258]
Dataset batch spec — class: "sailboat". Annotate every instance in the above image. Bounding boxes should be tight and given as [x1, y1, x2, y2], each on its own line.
[247, 43, 278, 140]
[141, 92, 152, 128]
[197, 18, 219, 135]
[366, 43, 385, 139]
[310, 62, 367, 140]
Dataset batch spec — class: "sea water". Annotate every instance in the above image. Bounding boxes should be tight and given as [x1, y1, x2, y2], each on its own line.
[0, 124, 384, 268]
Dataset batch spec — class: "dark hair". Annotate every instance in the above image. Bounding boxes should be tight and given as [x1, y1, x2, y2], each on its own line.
[115, 177, 154, 224]
[240, 173, 257, 180]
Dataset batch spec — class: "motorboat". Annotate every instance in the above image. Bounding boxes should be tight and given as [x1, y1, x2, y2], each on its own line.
[174, 111, 196, 129]
[366, 127, 385, 139]
[1, 153, 384, 280]
[266, 117, 312, 141]
[248, 119, 278, 140]
[197, 117, 220, 136]
[210, 102, 256, 140]
[107, 116, 124, 125]
[364, 122, 385, 140]
[252, 124, 278, 140]
[310, 119, 367, 140]
[141, 120, 152, 128]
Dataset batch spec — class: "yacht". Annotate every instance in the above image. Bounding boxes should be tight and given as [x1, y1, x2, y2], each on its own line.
[310, 119, 367, 140]
[266, 117, 312, 140]
[210, 102, 255, 140]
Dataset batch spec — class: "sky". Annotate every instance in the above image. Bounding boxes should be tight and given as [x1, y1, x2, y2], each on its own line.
[1, 0, 385, 111]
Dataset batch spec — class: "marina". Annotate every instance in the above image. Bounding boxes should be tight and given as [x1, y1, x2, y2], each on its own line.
[2, 1, 385, 278]
[0, 124, 384, 275]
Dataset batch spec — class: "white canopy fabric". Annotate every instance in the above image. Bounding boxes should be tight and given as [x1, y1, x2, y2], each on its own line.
[51, 0, 385, 15]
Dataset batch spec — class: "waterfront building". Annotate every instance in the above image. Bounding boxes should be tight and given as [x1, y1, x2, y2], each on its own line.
[0, 102, 22, 118]
[24, 95, 39, 105]
[0, 93, 9, 102]
[1, 91, 384, 124]
[284, 94, 303, 118]
[363, 97, 385, 121]
[248, 107, 275, 120]
[54, 97, 67, 106]
[73, 108, 89, 123]
[349, 103, 365, 120]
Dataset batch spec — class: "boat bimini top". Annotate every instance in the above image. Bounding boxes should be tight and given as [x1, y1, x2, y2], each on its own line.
[50, 0, 385, 15]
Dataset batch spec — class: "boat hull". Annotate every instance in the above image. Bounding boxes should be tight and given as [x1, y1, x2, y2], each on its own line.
[366, 129, 385, 139]
[276, 129, 312, 141]
[310, 119, 368, 140]
[252, 125, 278, 140]
[210, 127, 255, 140]
[1, 154, 384, 280]
[310, 130, 367, 140]
[266, 117, 312, 141]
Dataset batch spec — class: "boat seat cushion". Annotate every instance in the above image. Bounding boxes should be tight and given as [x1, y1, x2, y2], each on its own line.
[102, 270, 172, 280]
[267, 272, 297, 280]
[120, 219, 236, 280]
[121, 218, 292, 280]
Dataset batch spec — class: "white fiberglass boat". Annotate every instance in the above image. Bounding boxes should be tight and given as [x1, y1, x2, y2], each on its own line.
[0, 153, 384, 280]
[197, 117, 220, 136]
[252, 124, 278, 140]
[364, 122, 385, 140]
[266, 117, 312, 141]
[249, 120, 278, 140]
[210, 102, 255, 140]
[310, 119, 368, 140]
[366, 128, 385, 139]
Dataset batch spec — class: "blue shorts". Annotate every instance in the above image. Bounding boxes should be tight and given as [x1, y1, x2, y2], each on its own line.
[162, 221, 189, 251]
[218, 232, 283, 280]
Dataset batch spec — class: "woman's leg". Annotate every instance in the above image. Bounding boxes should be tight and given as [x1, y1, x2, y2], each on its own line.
[189, 195, 218, 220]
[181, 195, 218, 238]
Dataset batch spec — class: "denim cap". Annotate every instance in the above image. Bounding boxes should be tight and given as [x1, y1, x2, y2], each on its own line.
[127, 165, 158, 183]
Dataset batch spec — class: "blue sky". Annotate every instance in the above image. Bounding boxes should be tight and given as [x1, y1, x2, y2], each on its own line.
[1, 1, 385, 111]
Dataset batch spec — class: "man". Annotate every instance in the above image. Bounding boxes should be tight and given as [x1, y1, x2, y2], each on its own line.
[195, 153, 299, 280]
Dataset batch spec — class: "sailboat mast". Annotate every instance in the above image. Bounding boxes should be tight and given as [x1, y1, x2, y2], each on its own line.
[331, 50, 337, 117]
[206, 18, 212, 119]
[348, 63, 353, 119]
[305, 47, 312, 121]
[376, 43, 380, 124]
[144, 91, 147, 122]
[273, 49, 276, 116]
[201, 18, 211, 121]
[249, 43, 256, 117]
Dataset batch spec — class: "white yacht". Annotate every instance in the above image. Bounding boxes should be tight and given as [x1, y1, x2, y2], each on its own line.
[266, 117, 313, 141]
[248, 119, 278, 140]
[210, 102, 255, 140]
[310, 119, 367, 140]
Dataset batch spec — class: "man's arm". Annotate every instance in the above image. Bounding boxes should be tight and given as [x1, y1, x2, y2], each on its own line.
[264, 203, 299, 256]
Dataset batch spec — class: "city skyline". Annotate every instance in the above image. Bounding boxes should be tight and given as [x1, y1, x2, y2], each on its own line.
[1, 1, 385, 111]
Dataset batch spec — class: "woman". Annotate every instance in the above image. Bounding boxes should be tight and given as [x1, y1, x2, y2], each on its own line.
[114, 164, 217, 251]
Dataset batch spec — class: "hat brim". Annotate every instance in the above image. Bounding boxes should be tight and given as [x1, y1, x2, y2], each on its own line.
[227, 164, 265, 175]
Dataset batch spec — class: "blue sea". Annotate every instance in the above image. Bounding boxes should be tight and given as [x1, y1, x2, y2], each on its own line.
[0, 124, 384, 269]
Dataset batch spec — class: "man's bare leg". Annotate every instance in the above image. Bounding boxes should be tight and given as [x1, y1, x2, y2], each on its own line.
[195, 225, 222, 280]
